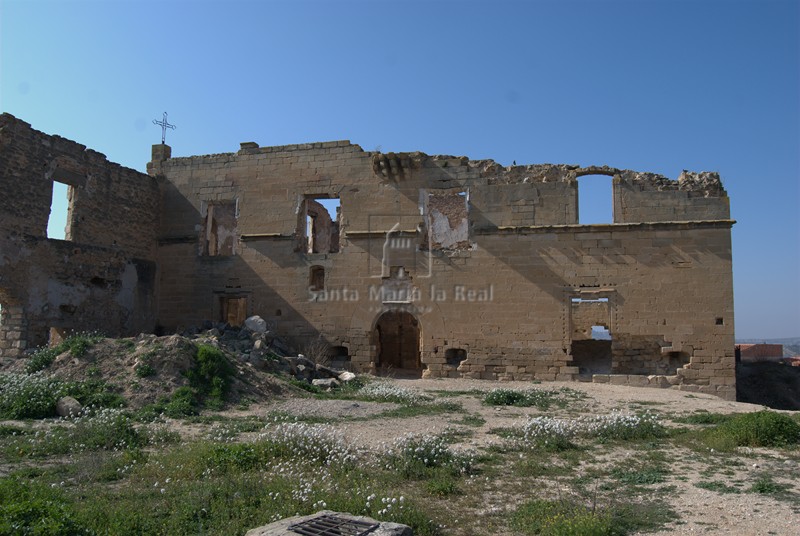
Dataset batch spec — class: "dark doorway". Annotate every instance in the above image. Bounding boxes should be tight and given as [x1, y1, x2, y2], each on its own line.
[374, 311, 421, 374]
[570, 325, 612, 377]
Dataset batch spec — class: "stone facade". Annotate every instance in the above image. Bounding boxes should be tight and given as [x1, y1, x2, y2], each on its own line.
[0, 114, 160, 355]
[0, 114, 737, 399]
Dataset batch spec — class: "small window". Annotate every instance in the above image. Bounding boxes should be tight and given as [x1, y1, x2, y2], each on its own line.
[47, 181, 72, 240]
[309, 266, 325, 291]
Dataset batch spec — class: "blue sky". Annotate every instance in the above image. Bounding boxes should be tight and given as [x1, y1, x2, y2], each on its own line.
[2, 0, 798, 339]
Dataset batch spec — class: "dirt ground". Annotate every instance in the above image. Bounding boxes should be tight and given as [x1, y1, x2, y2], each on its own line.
[257, 377, 800, 535]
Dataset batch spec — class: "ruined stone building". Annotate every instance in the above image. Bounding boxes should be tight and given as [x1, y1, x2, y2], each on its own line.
[0, 113, 737, 399]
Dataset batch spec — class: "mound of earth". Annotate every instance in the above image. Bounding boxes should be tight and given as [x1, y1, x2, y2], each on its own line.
[5, 333, 290, 409]
[736, 361, 800, 410]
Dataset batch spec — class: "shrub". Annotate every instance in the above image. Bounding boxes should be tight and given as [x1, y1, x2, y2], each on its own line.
[708, 411, 800, 448]
[187, 345, 234, 404]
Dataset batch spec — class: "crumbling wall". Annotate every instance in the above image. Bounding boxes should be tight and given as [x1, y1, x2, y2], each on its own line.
[150, 136, 735, 399]
[0, 114, 161, 356]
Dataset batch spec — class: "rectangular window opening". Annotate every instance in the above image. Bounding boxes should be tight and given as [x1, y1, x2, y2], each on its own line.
[299, 196, 340, 254]
[577, 174, 613, 224]
[47, 181, 72, 240]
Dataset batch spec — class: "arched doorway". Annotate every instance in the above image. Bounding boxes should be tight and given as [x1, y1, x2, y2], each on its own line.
[373, 311, 421, 374]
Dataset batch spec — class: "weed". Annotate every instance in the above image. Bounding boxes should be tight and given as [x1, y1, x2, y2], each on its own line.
[25, 332, 103, 373]
[511, 499, 614, 535]
[425, 474, 460, 496]
[135, 363, 156, 378]
[749, 476, 788, 494]
[0, 373, 123, 419]
[452, 414, 486, 427]
[483, 387, 584, 410]
[672, 412, 733, 425]
[695, 480, 741, 494]
[611, 467, 667, 485]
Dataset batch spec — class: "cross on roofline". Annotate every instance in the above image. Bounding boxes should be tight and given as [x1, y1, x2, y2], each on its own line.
[152, 112, 176, 144]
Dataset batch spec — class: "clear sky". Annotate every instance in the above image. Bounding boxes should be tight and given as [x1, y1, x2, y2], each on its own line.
[1, 0, 798, 339]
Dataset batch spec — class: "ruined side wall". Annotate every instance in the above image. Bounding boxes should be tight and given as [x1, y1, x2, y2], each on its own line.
[150, 141, 735, 399]
[0, 114, 161, 357]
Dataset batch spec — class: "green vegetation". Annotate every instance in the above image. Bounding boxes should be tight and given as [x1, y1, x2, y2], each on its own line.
[701, 411, 800, 449]
[483, 387, 585, 409]
[187, 344, 235, 408]
[672, 412, 733, 425]
[25, 332, 104, 373]
[134, 363, 156, 378]
[0, 373, 124, 419]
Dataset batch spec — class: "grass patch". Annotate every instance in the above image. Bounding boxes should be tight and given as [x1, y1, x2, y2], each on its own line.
[483, 387, 585, 410]
[701, 411, 800, 450]
[695, 480, 741, 494]
[511, 497, 675, 535]
[672, 412, 734, 425]
[749, 475, 789, 494]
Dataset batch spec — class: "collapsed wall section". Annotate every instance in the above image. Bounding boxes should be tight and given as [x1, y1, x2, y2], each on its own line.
[0, 114, 161, 357]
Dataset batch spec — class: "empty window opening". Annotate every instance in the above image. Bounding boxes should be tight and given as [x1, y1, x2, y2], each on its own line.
[373, 311, 421, 374]
[275, 309, 282, 317]
[309, 266, 325, 291]
[591, 325, 611, 340]
[571, 297, 609, 303]
[220, 296, 247, 327]
[47, 181, 72, 240]
[445, 348, 467, 366]
[715, 317, 724, 325]
[300, 196, 340, 254]
[577, 175, 613, 224]
[202, 201, 238, 256]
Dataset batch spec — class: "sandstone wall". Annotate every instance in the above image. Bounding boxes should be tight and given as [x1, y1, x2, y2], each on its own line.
[149, 140, 735, 399]
[0, 114, 160, 356]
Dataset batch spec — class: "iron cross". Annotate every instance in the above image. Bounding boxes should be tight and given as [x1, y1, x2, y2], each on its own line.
[152, 112, 176, 144]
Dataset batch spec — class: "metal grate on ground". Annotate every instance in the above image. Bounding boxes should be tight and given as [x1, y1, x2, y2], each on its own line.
[288, 514, 379, 536]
